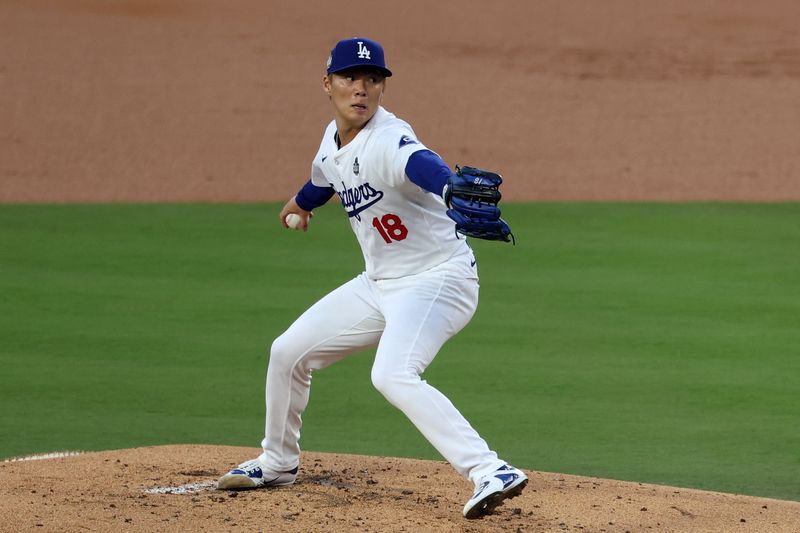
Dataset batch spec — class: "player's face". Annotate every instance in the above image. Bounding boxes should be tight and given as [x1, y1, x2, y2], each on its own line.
[324, 68, 386, 131]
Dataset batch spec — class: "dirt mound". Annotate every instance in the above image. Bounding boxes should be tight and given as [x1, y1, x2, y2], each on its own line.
[1, 445, 797, 532]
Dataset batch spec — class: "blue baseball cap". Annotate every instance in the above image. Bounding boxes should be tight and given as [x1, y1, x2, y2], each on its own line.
[326, 37, 392, 77]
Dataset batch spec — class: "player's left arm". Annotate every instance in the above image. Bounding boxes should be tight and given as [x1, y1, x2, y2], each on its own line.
[404, 150, 451, 196]
[404, 150, 514, 243]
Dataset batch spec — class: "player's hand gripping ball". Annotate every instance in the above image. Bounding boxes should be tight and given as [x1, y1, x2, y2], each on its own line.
[285, 213, 304, 230]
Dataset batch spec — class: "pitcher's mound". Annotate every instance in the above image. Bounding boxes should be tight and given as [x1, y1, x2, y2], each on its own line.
[1, 445, 797, 532]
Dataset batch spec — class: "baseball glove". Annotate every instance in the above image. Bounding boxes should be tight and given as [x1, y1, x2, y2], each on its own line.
[444, 165, 515, 243]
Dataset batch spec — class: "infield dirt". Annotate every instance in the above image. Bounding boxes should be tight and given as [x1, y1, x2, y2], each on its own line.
[2, 0, 800, 202]
[2, 445, 799, 532]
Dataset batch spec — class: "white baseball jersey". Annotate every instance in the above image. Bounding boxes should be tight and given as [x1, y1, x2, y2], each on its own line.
[310, 106, 470, 279]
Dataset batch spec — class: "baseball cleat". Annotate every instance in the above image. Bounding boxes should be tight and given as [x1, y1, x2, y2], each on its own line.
[463, 464, 528, 519]
[217, 458, 298, 490]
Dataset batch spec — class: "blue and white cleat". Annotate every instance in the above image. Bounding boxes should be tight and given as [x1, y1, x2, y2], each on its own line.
[217, 458, 298, 490]
[463, 464, 528, 519]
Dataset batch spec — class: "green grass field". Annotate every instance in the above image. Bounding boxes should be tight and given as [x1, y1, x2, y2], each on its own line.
[1, 203, 798, 501]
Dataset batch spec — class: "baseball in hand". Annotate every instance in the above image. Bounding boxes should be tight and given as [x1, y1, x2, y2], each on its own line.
[285, 213, 304, 230]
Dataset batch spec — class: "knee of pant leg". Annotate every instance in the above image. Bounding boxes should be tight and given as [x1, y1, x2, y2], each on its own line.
[370, 366, 391, 398]
[270, 333, 324, 379]
[370, 366, 413, 402]
[269, 334, 301, 374]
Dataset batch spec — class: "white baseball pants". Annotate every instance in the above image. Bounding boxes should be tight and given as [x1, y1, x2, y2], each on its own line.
[258, 253, 505, 484]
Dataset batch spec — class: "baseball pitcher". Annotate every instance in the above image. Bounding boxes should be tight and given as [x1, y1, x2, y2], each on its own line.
[218, 37, 525, 519]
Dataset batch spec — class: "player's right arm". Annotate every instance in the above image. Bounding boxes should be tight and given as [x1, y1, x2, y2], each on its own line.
[278, 180, 335, 230]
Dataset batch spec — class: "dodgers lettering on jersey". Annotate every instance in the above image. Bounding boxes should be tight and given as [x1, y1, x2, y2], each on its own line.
[310, 106, 470, 279]
[337, 179, 383, 218]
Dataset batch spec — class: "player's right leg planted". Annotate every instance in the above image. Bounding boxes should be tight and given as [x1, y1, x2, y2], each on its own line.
[216, 332, 309, 490]
[216, 331, 312, 490]
[217, 275, 384, 490]
[216, 459, 299, 490]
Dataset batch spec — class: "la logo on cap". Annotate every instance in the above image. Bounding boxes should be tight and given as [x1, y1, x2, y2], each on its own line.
[357, 41, 371, 59]
[327, 37, 392, 77]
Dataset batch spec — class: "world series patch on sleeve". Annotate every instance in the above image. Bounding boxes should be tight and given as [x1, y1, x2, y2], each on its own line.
[444, 165, 515, 244]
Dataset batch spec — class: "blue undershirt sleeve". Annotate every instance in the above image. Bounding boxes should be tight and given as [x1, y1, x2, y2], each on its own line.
[405, 150, 452, 197]
[295, 180, 335, 211]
